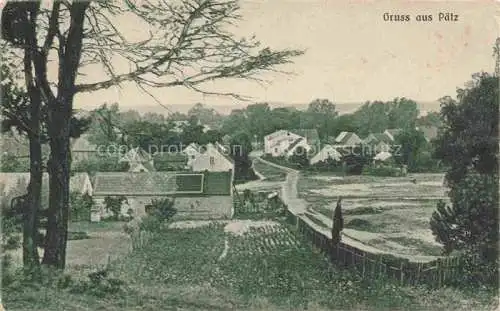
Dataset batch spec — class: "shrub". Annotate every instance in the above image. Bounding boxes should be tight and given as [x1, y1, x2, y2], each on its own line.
[430, 173, 498, 286]
[103, 196, 128, 221]
[69, 192, 94, 222]
[68, 269, 126, 298]
[0, 184, 23, 287]
[139, 198, 178, 232]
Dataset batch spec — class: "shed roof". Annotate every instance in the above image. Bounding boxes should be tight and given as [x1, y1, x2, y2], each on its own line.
[93, 171, 232, 196]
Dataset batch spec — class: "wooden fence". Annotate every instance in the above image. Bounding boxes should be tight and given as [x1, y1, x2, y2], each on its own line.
[285, 209, 463, 288]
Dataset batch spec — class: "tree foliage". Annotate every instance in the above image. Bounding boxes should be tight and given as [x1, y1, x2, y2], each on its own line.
[331, 197, 344, 245]
[433, 73, 499, 186]
[230, 131, 256, 182]
[103, 196, 128, 221]
[430, 72, 499, 285]
[393, 127, 427, 172]
[2, 0, 302, 270]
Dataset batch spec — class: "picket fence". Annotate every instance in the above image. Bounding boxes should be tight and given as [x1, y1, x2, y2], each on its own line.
[284, 209, 463, 288]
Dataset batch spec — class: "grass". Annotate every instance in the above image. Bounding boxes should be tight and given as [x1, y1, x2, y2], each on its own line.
[298, 172, 449, 256]
[345, 218, 380, 232]
[4, 222, 498, 311]
[67, 231, 91, 240]
[385, 237, 444, 257]
[304, 213, 329, 229]
[252, 160, 287, 182]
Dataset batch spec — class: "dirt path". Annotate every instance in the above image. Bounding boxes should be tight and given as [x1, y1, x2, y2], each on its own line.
[254, 156, 440, 263]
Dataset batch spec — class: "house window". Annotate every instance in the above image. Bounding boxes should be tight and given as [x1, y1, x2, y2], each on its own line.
[191, 155, 195, 159]
[274, 148, 278, 153]
[209, 156, 215, 165]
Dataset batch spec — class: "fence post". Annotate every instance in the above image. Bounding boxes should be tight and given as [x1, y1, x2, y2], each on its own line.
[437, 258, 442, 288]
[400, 262, 404, 285]
[416, 262, 421, 285]
[362, 253, 366, 278]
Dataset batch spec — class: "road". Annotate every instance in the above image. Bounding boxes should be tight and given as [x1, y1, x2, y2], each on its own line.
[252, 155, 440, 263]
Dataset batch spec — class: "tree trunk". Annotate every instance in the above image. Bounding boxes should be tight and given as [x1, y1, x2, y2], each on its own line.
[41, 2, 89, 269]
[23, 22, 42, 271]
[41, 120, 71, 269]
[24, 135, 42, 270]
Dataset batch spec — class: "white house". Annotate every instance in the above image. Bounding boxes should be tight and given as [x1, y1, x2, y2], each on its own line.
[191, 143, 235, 181]
[182, 143, 202, 167]
[363, 133, 393, 154]
[284, 137, 312, 157]
[373, 151, 392, 162]
[91, 171, 234, 221]
[264, 130, 303, 157]
[310, 144, 342, 165]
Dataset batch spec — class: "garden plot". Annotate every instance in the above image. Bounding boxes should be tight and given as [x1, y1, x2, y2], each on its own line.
[227, 223, 301, 256]
[299, 173, 448, 257]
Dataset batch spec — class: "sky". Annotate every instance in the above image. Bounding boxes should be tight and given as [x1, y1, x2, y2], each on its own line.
[72, 0, 499, 112]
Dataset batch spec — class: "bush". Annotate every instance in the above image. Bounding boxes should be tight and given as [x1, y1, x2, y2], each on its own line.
[69, 192, 94, 222]
[430, 173, 498, 286]
[139, 198, 178, 231]
[68, 269, 126, 298]
[0, 184, 22, 287]
[103, 196, 127, 221]
[309, 158, 344, 173]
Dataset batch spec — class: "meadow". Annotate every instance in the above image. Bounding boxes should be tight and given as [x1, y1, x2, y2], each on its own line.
[4, 221, 497, 311]
[298, 172, 449, 257]
[252, 159, 288, 182]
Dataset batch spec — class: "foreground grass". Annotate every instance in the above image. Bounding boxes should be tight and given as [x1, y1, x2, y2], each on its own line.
[3, 223, 498, 311]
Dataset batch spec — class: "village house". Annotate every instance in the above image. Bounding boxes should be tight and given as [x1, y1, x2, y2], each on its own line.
[191, 142, 235, 181]
[91, 171, 234, 221]
[263, 129, 319, 157]
[330, 131, 363, 147]
[373, 151, 393, 164]
[363, 133, 393, 154]
[182, 142, 202, 168]
[119, 147, 155, 172]
[284, 137, 312, 158]
[71, 134, 99, 162]
[309, 144, 342, 165]
[288, 129, 321, 150]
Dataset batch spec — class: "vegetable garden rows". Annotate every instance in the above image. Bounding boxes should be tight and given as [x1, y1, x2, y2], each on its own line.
[228, 225, 301, 256]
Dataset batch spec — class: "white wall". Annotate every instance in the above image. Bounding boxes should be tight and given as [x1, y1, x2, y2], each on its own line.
[191, 146, 233, 172]
[91, 195, 233, 221]
[264, 130, 302, 155]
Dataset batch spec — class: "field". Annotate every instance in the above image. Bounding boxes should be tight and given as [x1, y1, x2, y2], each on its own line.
[252, 159, 288, 182]
[5, 221, 496, 311]
[298, 172, 449, 257]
